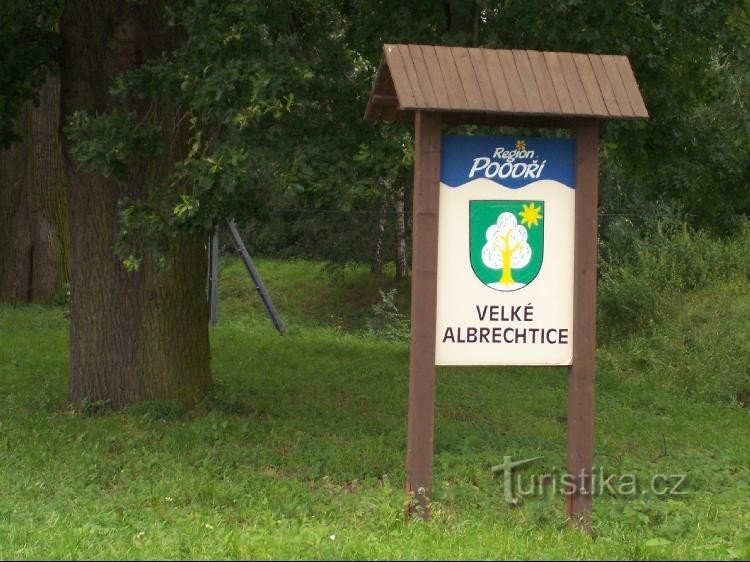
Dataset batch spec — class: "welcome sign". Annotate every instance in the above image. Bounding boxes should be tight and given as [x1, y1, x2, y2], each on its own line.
[435, 135, 576, 366]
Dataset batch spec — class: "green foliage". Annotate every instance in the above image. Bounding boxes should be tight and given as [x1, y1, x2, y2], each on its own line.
[61, 0, 749, 268]
[65, 0, 310, 265]
[598, 219, 750, 338]
[365, 288, 410, 342]
[0, 0, 60, 147]
[50, 282, 70, 307]
[261, 0, 749, 261]
[1, 261, 749, 558]
[600, 280, 750, 405]
[75, 397, 112, 417]
[347, 0, 750, 235]
[596, 220, 750, 404]
[66, 111, 162, 182]
[475, 0, 750, 232]
[213, 256, 409, 332]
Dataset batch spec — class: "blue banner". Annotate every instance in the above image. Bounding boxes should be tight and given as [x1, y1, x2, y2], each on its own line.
[441, 135, 575, 189]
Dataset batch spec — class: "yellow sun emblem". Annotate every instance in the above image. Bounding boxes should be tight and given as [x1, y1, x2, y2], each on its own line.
[518, 202, 543, 228]
[515, 139, 527, 151]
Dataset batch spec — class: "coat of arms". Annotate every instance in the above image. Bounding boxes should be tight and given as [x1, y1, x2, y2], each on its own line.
[469, 200, 544, 291]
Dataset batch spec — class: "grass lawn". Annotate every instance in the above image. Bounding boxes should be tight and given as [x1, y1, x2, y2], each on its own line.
[1, 258, 749, 559]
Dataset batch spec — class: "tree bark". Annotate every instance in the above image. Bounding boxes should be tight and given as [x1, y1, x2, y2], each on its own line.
[60, 1, 210, 409]
[370, 194, 388, 275]
[0, 75, 69, 303]
[395, 186, 408, 279]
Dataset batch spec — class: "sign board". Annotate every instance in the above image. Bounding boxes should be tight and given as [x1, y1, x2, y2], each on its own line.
[365, 43, 647, 527]
[436, 135, 575, 366]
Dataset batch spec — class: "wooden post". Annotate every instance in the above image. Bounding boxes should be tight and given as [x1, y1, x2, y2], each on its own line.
[566, 119, 600, 531]
[405, 110, 441, 519]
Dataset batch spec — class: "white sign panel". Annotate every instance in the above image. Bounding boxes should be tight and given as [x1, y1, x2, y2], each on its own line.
[435, 136, 576, 366]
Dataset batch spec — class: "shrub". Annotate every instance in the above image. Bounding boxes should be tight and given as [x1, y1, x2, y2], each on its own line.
[597, 219, 750, 341]
[365, 288, 410, 342]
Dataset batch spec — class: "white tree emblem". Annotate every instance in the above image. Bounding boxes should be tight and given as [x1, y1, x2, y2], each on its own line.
[481, 212, 532, 286]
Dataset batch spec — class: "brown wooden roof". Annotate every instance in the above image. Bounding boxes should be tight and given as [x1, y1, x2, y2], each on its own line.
[364, 44, 648, 122]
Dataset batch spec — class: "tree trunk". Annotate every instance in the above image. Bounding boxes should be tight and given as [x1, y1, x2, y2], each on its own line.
[0, 75, 69, 303]
[395, 186, 408, 279]
[370, 194, 388, 275]
[60, 1, 210, 409]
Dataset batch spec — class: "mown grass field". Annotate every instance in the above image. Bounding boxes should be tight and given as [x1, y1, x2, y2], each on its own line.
[1, 255, 749, 559]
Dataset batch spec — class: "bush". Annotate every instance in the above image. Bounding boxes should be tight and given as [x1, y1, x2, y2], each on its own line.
[597, 219, 750, 404]
[364, 288, 410, 342]
[597, 219, 750, 340]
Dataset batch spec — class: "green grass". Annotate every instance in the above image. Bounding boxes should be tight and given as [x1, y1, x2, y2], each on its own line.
[1, 258, 749, 559]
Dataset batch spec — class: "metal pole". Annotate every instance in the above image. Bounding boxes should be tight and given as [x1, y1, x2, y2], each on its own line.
[226, 220, 286, 334]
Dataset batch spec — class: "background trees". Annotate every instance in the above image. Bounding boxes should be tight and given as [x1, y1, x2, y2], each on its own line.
[0, 75, 68, 302]
[0, 1, 67, 303]
[241, 0, 750, 264]
[61, 0, 750, 273]
[1, 0, 747, 409]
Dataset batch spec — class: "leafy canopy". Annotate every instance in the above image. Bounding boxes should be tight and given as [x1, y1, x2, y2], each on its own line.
[64, 0, 749, 269]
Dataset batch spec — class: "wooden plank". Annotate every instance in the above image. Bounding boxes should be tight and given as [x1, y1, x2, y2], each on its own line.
[572, 53, 608, 116]
[405, 110, 441, 520]
[496, 49, 528, 112]
[384, 44, 417, 109]
[453, 47, 486, 111]
[441, 111, 574, 130]
[372, 94, 398, 106]
[363, 57, 392, 121]
[543, 51, 575, 114]
[527, 50, 562, 113]
[407, 44, 438, 109]
[393, 44, 427, 108]
[369, 45, 649, 121]
[600, 55, 634, 116]
[557, 52, 593, 115]
[567, 120, 600, 533]
[613, 56, 649, 117]
[468, 47, 499, 111]
[482, 48, 514, 112]
[588, 55, 620, 116]
[434, 45, 469, 110]
[380, 70, 400, 120]
[420, 45, 452, 109]
[512, 50, 545, 113]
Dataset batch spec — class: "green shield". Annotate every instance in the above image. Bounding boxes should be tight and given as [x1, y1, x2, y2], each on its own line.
[469, 200, 544, 291]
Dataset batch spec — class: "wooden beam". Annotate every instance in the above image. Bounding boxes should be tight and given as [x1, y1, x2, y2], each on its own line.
[363, 56, 397, 121]
[566, 119, 600, 532]
[372, 94, 399, 106]
[440, 111, 578, 130]
[405, 110, 441, 520]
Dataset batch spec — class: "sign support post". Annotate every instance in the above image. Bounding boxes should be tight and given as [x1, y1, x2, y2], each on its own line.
[405, 110, 441, 519]
[567, 120, 600, 531]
